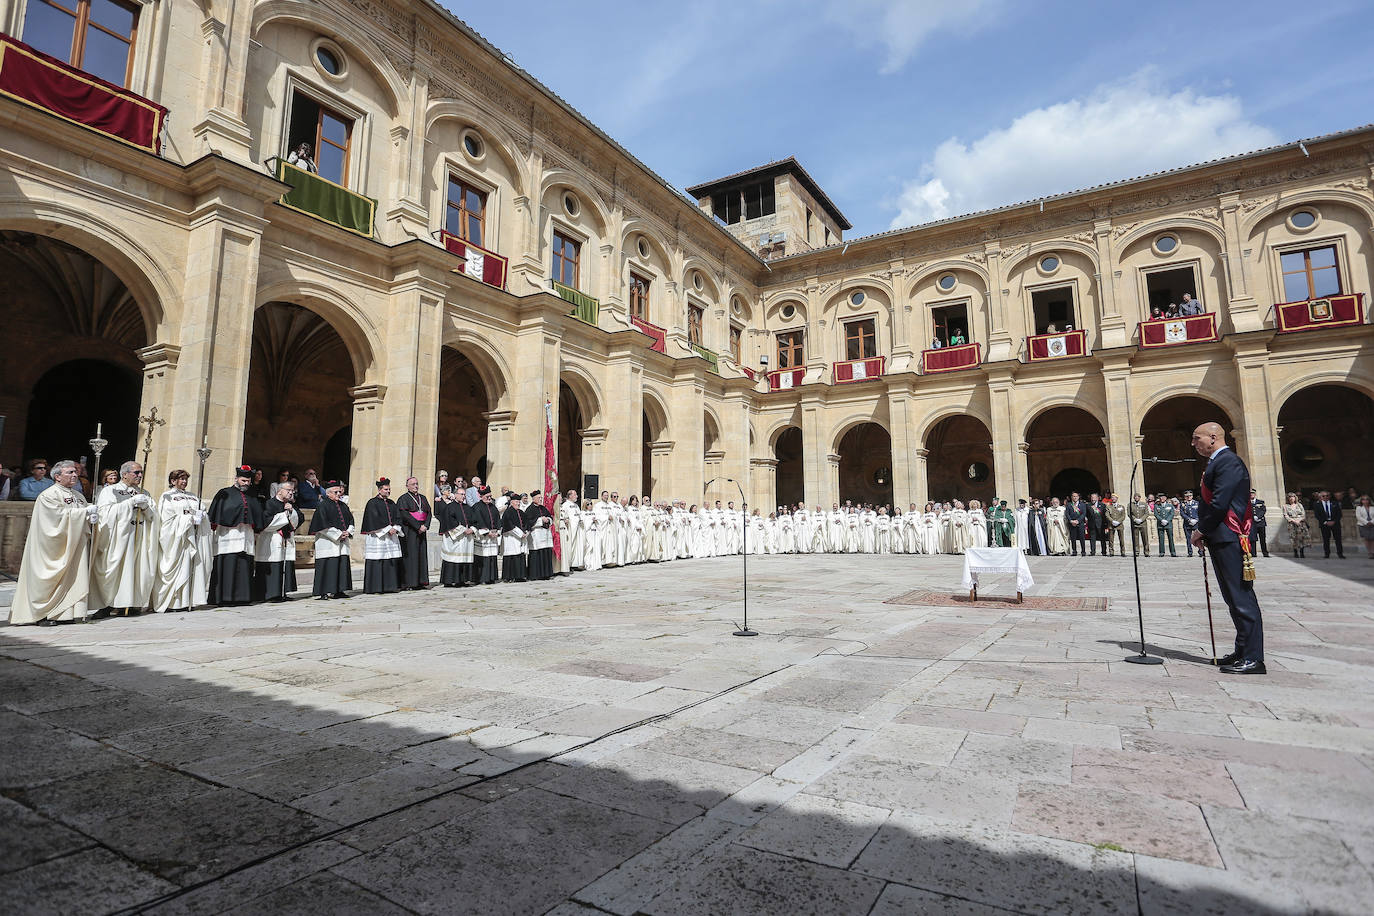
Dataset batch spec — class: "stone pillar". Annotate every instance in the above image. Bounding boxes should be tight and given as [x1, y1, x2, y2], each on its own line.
[1101, 355, 1137, 500]
[1015, 442, 1031, 501]
[1220, 192, 1261, 331]
[578, 427, 608, 492]
[648, 440, 674, 501]
[913, 448, 930, 508]
[751, 457, 778, 511]
[987, 369, 1017, 498]
[381, 273, 445, 487]
[887, 391, 915, 507]
[1095, 219, 1128, 348]
[827, 452, 841, 505]
[192, 8, 255, 161]
[482, 409, 517, 484]
[1230, 342, 1282, 502]
[601, 355, 642, 493]
[136, 343, 180, 487]
[348, 385, 386, 505]
[984, 243, 1014, 362]
[801, 395, 826, 506]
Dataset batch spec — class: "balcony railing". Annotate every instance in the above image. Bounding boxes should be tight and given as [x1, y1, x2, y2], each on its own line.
[768, 367, 805, 391]
[833, 356, 885, 383]
[0, 33, 167, 153]
[1138, 313, 1217, 349]
[630, 316, 666, 353]
[1027, 328, 1087, 362]
[921, 342, 981, 374]
[439, 230, 507, 289]
[1274, 293, 1364, 333]
[271, 158, 376, 238]
[551, 280, 598, 325]
[691, 342, 719, 372]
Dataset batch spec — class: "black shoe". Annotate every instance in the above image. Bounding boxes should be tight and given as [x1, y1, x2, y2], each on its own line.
[1216, 652, 1241, 666]
[36, 619, 61, 627]
[1220, 659, 1266, 675]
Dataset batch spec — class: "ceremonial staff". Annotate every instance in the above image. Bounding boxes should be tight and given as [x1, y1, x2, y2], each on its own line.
[195, 437, 213, 504]
[88, 422, 107, 497]
[705, 477, 755, 637]
[1201, 550, 1218, 663]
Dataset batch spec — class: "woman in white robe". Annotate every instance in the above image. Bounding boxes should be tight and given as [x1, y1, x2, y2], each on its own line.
[938, 505, 954, 554]
[152, 472, 211, 613]
[949, 502, 972, 554]
[579, 500, 602, 571]
[812, 507, 831, 554]
[559, 497, 583, 571]
[792, 509, 810, 554]
[857, 509, 876, 553]
[921, 504, 943, 555]
[778, 511, 796, 554]
[904, 505, 924, 554]
[874, 508, 893, 554]
[749, 511, 769, 554]
[969, 500, 989, 549]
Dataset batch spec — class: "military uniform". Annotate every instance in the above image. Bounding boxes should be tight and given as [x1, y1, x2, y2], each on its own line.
[1155, 502, 1178, 557]
[1104, 501, 1126, 556]
[1129, 500, 1151, 556]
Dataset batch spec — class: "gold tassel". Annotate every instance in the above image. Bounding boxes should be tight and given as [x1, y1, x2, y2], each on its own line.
[1242, 548, 1257, 581]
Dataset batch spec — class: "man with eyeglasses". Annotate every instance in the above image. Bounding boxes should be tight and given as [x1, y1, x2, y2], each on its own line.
[10, 460, 97, 626]
[19, 459, 53, 500]
[90, 461, 157, 615]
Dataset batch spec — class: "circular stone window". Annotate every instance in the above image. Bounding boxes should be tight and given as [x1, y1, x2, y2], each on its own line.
[310, 38, 347, 81]
[462, 131, 483, 159]
[731, 298, 744, 317]
[1039, 255, 1060, 274]
[965, 461, 991, 483]
[937, 274, 956, 291]
[316, 46, 342, 75]
[780, 304, 796, 320]
[692, 271, 704, 291]
[563, 192, 580, 217]
[1154, 234, 1178, 254]
[1289, 209, 1317, 230]
[850, 290, 866, 306]
[637, 237, 650, 259]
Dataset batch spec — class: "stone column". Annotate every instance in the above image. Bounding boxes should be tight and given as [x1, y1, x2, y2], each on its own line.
[751, 457, 778, 510]
[648, 440, 674, 501]
[482, 409, 517, 484]
[578, 427, 608, 493]
[827, 452, 841, 505]
[381, 272, 445, 487]
[984, 243, 1014, 362]
[800, 395, 826, 506]
[987, 368, 1017, 498]
[136, 343, 180, 487]
[1101, 354, 1137, 499]
[1220, 192, 1261, 331]
[913, 447, 930, 508]
[1095, 220, 1128, 348]
[887, 391, 915, 507]
[1015, 442, 1031, 501]
[348, 384, 386, 506]
[192, 7, 255, 161]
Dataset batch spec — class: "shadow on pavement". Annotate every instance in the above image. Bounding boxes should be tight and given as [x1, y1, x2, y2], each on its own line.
[0, 634, 1298, 915]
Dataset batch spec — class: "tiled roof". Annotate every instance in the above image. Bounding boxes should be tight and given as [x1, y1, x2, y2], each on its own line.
[685, 157, 852, 230]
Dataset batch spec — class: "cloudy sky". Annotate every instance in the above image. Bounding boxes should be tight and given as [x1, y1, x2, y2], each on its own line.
[446, 0, 1373, 238]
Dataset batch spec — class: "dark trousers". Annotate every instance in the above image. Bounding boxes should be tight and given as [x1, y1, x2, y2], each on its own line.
[1208, 539, 1264, 661]
[1087, 528, 1105, 556]
[1248, 527, 1269, 558]
[1131, 526, 1151, 556]
[1319, 522, 1343, 557]
[1156, 525, 1177, 556]
[1069, 525, 1085, 555]
[1183, 524, 1197, 556]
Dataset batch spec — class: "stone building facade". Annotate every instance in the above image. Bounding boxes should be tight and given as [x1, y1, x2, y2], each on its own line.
[1, 0, 1371, 569]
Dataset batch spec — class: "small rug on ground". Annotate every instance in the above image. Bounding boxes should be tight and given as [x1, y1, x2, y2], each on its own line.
[885, 590, 1108, 611]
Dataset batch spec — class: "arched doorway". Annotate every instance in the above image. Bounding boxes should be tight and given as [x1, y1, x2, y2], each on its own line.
[838, 422, 893, 508]
[557, 380, 584, 496]
[925, 415, 995, 504]
[1025, 407, 1110, 497]
[1139, 396, 1233, 497]
[437, 346, 491, 488]
[775, 427, 803, 509]
[244, 302, 356, 485]
[642, 394, 669, 502]
[322, 425, 353, 483]
[1277, 384, 1374, 500]
[1049, 467, 1102, 501]
[0, 230, 149, 474]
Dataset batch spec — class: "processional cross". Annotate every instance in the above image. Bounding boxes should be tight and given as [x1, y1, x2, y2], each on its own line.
[139, 406, 166, 469]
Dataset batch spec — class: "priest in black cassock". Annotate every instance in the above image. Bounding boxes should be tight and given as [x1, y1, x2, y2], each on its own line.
[361, 478, 403, 594]
[208, 465, 264, 605]
[254, 482, 301, 602]
[524, 489, 555, 581]
[1025, 499, 1048, 556]
[397, 476, 432, 590]
[309, 480, 354, 599]
[500, 493, 528, 582]
[470, 487, 501, 584]
[437, 491, 472, 587]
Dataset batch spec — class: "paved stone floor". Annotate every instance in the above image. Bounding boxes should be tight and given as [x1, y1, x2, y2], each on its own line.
[1, 550, 1372, 915]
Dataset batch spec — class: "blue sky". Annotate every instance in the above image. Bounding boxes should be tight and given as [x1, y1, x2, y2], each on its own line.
[446, 0, 1374, 238]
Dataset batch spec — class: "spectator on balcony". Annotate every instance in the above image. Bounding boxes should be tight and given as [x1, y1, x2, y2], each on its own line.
[1150, 306, 1164, 320]
[1165, 303, 1181, 318]
[268, 467, 292, 500]
[1179, 293, 1204, 316]
[1044, 323, 1057, 334]
[949, 329, 967, 345]
[287, 142, 318, 173]
[929, 335, 943, 349]
[297, 468, 322, 509]
[0, 466, 13, 501]
[19, 460, 54, 500]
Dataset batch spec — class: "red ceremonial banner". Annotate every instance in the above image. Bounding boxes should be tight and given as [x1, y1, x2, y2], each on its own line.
[544, 401, 561, 560]
[768, 367, 805, 391]
[630, 316, 667, 353]
[0, 33, 167, 153]
[1139, 313, 1217, 348]
[1028, 329, 1087, 361]
[833, 356, 885, 383]
[1274, 293, 1364, 333]
[922, 342, 981, 374]
[440, 231, 508, 289]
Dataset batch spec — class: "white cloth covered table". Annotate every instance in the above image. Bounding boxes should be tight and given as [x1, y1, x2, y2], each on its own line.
[961, 547, 1034, 595]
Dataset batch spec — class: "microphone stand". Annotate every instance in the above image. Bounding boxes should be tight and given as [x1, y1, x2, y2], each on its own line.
[1123, 458, 1162, 665]
[706, 476, 755, 636]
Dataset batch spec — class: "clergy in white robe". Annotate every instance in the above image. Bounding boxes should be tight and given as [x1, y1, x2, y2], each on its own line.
[777, 511, 795, 554]
[749, 511, 768, 554]
[812, 507, 831, 553]
[438, 493, 476, 586]
[558, 491, 583, 572]
[859, 509, 878, 553]
[470, 490, 502, 583]
[875, 509, 893, 553]
[921, 506, 942, 555]
[255, 485, 302, 602]
[90, 461, 157, 613]
[151, 469, 211, 613]
[1046, 499, 1070, 555]
[903, 506, 923, 554]
[9, 461, 95, 625]
[949, 505, 972, 554]
[594, 494, 618, 566]
[208, 466, 263, 605]
[361, 480, 404, 594]
[969, 503, 989, 549]
[578, 500, 602, 571]
[1015, 501, 1029, 550]
[625, 498, 645, 564]
[310, 482, 355, 598]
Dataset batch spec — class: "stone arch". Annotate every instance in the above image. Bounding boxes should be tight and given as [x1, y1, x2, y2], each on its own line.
[424, 101, 529, 195]
[836, 421, 893, 507]
[539, 169, 611, 234]
[254, 279, 380, 385]
[642, 386, 671, 440]
[1272, 370, 1374, 413]
[1024, 405, 1111, 498]
[1019, 394, 1110, 442]
[765, 293, 808, 325]
[830, 412, 889, 454]
[558, 361, 603, 428]
[907, 259, 992, 297]
[620, 219, 672, 266]
[680, 256, 721, 302]
[1137, 394, 1237, 496]
[0, 204, 171, 339]
[914, 403, 995, 447]
[1002, 239, 1101, 278]
[831, 275, 896, 304]
[251, 0, 408, 119]
[440, 324, 514, 412]
[1136, 385, 1242, 436]
[1276, 382, 1374, 500]
[1114, 217, 1227, 254]
[703, 405, 724, 452]
[1239, 189, 1374, 238]
[923, 413, 996, 503]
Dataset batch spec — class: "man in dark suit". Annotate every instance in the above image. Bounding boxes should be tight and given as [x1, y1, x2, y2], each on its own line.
[1312, 490, 1345, 558]
[1191, 422, 1265, 675]
[1065, 492, 1086, 556]
[1249, 489, 1270, 558]
[1086, 493, 1107, 556]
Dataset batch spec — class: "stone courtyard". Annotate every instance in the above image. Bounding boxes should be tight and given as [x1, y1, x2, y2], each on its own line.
[1, 551, 1371, 915]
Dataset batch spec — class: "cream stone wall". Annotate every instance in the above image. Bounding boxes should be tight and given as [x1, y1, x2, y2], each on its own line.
[1, 0, 1372, 572]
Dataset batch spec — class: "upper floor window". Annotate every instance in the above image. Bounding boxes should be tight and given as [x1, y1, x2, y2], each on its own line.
[931, 303, 968, 347]
[1031, 285, 1075, 334]
[287, 91, 353, 186]
[552, 230, 580, 288]
[729, 324, 742, 363]
[710, 180, 776, 225]
[776, 330, 803, 369]
[24, 0, 139, 87]
[629, 272, 650, 320]
[844, 318, 876, 360]
[446, 175, 487, 248]
[1280, 245, 1340, 302]
[687, 304, 704, 345]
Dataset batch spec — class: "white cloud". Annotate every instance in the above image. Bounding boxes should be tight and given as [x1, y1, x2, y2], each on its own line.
[829, 0, 1005, 73]
[887, 74, 1279, 229]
